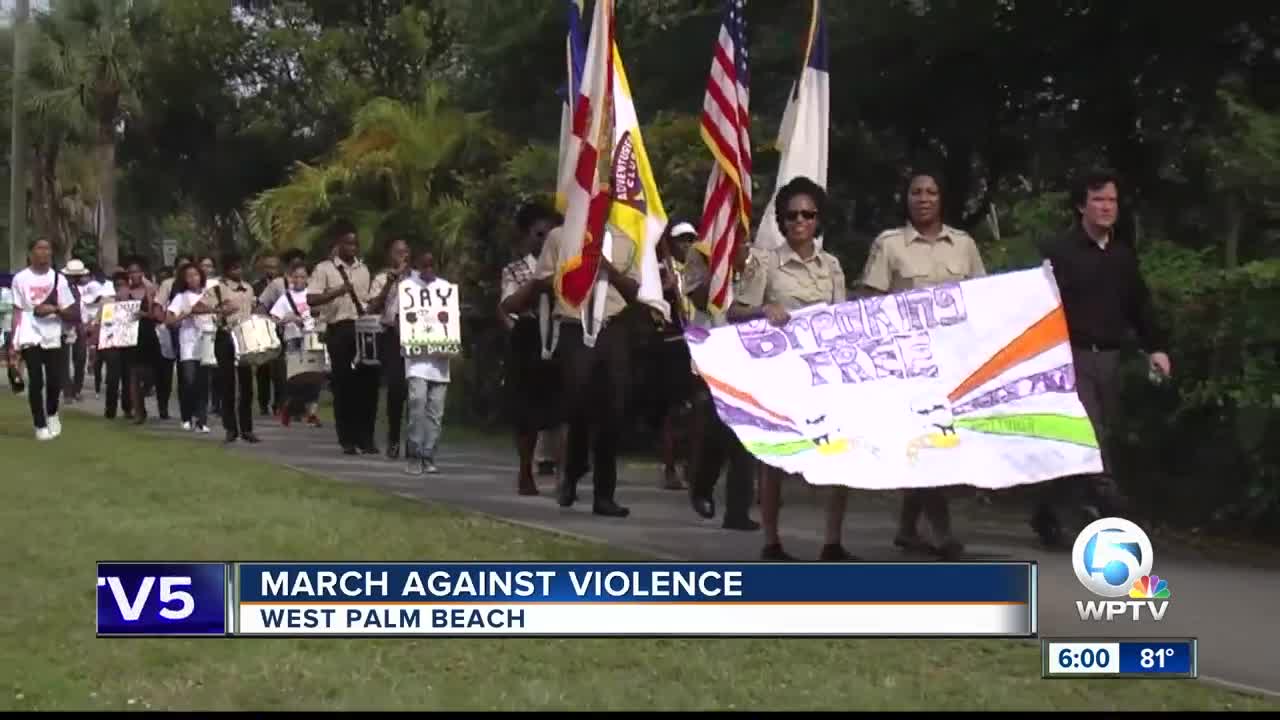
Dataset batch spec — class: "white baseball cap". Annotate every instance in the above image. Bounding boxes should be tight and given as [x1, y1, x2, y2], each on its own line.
[670, 222, 698, 238]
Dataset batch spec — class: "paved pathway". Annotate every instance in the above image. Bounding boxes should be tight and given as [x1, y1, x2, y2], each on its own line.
[57, 390, 1280, 698]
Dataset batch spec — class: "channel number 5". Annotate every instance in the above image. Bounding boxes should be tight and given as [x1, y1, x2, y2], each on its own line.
[1086, 530, 1144, 591]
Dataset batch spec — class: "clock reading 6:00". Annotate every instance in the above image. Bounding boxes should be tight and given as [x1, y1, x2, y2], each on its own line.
[1059, 647, 1111, 668]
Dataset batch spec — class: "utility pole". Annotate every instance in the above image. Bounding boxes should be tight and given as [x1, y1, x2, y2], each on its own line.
[8, 0, 31, 271]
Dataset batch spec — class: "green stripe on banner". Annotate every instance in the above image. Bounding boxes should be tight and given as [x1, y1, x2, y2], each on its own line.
[954, 414, 1099, 448]
[744, 439, 815, 457]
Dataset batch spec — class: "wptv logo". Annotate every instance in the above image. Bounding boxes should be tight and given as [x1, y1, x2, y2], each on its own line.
[1072, 517, 1171, 622]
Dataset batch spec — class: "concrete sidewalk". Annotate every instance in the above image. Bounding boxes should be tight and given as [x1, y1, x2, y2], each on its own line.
[54, 388, 1280, 699]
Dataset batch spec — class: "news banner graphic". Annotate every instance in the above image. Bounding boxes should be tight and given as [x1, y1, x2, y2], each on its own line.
[96, 563, 230, 636]
[97, 562, 1038, 638]
[1042, 638, 1198, 679]
[1072, 517, 1172, 623]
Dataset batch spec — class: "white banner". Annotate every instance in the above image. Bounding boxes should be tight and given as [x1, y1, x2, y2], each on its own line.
[684, 266, 1104, 490]
[97, 300, 142, 350]
[398, 279, 462, 357]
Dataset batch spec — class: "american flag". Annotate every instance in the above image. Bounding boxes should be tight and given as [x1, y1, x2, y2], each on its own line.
[697, 0, 752, 314]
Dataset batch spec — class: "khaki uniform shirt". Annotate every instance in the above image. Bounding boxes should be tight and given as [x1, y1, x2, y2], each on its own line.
[256, 276, 287, 312]
[736, 243, 847, 311]
[201, 278, 257, 327]
[860, 224, 987, 292]
[155, 277, 175, 308]
[307, 257, 373, 325]
[534, 226, 638, 322]
[367, 268, 407, 327]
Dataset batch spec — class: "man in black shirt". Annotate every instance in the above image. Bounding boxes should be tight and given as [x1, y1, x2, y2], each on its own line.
[1031, 169, 1173, 547]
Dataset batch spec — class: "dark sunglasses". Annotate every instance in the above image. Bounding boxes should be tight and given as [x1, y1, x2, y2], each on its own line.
[784, 210, 818, 222]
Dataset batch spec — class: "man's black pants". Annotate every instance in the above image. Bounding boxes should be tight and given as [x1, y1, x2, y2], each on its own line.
[21, 346, 64, 428]
[689, 379, 754, 523]
[1033, 347, 1129, 536]
[325, 320, 381, 450]
[556, 320, 631, 505]
[380, 326, 408, 448]
[215, 330, 254, 435]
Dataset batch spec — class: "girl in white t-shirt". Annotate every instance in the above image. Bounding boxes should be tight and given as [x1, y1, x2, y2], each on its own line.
[268, 260, 322, 426]
[164, 262, 214, 433]
[7, 238, 78, 439]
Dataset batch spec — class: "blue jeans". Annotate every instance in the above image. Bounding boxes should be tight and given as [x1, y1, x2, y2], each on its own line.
[406, 378, 448, 461]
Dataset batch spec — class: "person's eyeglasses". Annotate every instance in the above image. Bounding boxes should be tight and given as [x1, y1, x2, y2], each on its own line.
[785, 210, 818, 222]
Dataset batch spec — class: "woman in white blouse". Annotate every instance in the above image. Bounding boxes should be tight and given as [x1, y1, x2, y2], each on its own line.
[164, 262, 215, 433]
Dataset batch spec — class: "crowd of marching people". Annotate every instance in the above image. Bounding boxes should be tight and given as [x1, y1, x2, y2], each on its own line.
[2, 167, 1173, 560]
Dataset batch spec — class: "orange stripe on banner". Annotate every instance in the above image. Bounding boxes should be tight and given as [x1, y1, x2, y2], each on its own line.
[700, 371, 795, 426]
[948, 306, 1069, 403]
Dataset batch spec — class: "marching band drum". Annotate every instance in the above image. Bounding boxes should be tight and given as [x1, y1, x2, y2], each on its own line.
[286, 330, 329, 385]
[354, 314, 383, 367]
[196, 315, 218, 367]
[231, 315, 282, 367]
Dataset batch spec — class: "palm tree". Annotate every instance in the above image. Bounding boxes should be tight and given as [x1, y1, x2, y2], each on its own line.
[29, 0, 155, 272]
[248, 82, 503, 263]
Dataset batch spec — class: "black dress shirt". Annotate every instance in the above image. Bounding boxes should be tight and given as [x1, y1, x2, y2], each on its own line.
[1039, 224, 1166, 353]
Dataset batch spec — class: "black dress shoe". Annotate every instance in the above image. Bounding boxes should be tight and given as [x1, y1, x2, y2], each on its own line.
[241, 432, 261, 444]
[761, 543, 796, 561]
[360, 444, 380, 455]
[386, 443, 400, 459]
[689, 488, 715, 519]
[224, 430, 238, 443]
[557, 480, 576, 508]
[342, 445, 359, 455]
[819, 543, 862, 562]
[722, 517, 760, 532]
[592, 499, 630, 518]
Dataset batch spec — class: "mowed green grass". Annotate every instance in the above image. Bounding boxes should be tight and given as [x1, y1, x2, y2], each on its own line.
[0, 395, 1273, 711]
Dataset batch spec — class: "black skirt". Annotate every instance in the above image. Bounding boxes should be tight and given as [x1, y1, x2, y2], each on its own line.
[505, 316, 562, 432]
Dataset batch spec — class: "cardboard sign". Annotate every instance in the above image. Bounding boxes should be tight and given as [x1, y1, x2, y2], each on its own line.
[97, 300, 142, 349]
[397, 278, 461, 357]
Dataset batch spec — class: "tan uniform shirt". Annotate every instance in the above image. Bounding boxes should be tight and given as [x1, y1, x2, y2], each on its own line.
[860, 224, 987, 293]
[534, 226, 638, 322]
[736, 243, 847, 311]
[367, 268, 405, 327]
[256, 276, 287, 313]
[155, 277, 175, 308]
[307, 257, 373, 325]
[201, 278, 257, 327]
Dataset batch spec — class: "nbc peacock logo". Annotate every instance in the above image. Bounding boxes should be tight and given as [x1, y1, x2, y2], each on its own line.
[1129, 575, 1171, 600]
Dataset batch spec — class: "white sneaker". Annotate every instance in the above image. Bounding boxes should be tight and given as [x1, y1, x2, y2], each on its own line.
[181, 421, 192, 431]
[197, 424, 210, 434]
[423, 460, 439, 475]
[47, 415, 61, 438]
[35, 427, 53, 441]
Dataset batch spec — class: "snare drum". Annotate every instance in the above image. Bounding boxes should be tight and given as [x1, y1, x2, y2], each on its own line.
[286, 332, 329, 385]
[354, 315, 383, 367]
[197, 330, 218, 367]
[232, 315, 282, 367]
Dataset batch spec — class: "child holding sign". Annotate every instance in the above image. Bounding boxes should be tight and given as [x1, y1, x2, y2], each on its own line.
[398, 249, 455, 476]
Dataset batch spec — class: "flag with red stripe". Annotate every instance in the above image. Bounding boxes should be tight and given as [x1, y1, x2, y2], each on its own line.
[554, 0, 615, 309]
[697, 0, 752, 315]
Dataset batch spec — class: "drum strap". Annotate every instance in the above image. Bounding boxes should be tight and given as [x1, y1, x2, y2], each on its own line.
[284, 288, 301, 319]
[336, 264, 366, 315]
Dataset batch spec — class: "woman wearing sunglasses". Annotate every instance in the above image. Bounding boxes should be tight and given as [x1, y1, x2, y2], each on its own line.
[735, 176, 859, 562]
